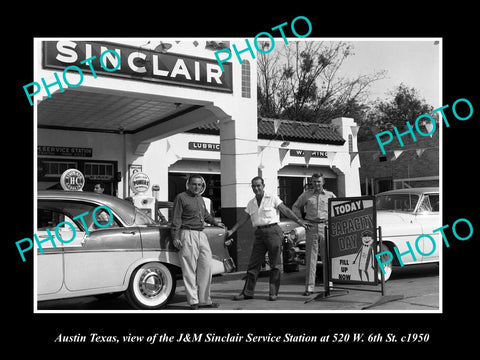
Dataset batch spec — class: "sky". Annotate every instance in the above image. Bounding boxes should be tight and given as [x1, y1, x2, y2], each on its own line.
[339, 39, 441, 108]
[266, 38, 441, 109]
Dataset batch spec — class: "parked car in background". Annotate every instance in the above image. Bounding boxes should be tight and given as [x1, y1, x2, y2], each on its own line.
[37, 190, 235, 309]
[259, 217, 302, 273]
[288, 187, 440, 281]
[278, 218, 301, 272]
[375, 187, 440, 280]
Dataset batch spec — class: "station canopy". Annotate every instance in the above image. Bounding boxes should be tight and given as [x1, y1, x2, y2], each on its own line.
[37, 86, 230, 154]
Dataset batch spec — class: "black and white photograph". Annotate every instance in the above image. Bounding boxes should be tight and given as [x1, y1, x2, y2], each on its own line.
[33, 37, 441, 313]
[7, 7, 478, 352]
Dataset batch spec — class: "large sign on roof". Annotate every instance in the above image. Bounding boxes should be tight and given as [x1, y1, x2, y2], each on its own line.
[43, 41, 233, 93]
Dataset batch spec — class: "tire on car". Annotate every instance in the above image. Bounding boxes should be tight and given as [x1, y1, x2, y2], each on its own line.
[126, 262, 176, 309]
[377, 243, 393, 282]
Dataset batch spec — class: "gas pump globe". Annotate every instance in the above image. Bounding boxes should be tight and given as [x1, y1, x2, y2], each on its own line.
[129, 171, 155, 218]
[60, 169, 85, 191]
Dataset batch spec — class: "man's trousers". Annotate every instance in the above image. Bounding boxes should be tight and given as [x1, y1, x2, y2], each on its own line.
[305, 223, 326, 292]
[178, 229, 213, 305]
[242, 224, 283, 297]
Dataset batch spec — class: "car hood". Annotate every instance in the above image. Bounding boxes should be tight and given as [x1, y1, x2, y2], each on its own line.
[376, 210, 422, 237]
[376, 210, 413, 224]
[279, 219, 298, 233]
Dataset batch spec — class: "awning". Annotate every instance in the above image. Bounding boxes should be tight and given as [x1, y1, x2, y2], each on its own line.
[37, 86, 231, 155]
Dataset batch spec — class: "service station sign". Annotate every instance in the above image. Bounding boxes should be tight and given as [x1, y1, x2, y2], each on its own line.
[43, 40, 233, 93]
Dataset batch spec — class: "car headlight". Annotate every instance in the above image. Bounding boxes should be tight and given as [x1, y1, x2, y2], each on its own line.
[289, 229, 297, 241]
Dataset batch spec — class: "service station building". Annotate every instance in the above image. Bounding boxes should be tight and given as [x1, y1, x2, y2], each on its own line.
[35, 39, 361, 269]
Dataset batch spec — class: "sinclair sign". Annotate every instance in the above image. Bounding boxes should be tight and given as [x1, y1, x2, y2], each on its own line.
[43, 40, 233, 93]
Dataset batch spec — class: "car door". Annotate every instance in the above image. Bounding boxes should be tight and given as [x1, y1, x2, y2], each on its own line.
[413, 193, 441, 262]
[63, 209, 143, 292]
[36, 206, 68, 296]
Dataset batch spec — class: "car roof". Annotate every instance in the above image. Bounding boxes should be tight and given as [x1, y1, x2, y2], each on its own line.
[38, 190, 136, 226]
[376, 187, 439, 196]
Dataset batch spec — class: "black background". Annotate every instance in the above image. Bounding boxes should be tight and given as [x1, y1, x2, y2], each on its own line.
[6, 4, 478, 352]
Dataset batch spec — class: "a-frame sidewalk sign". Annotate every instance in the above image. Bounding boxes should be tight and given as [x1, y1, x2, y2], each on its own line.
[305, 196, 404, 309]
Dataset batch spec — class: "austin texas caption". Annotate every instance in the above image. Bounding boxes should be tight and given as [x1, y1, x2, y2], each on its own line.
[54, 332, 430, 344]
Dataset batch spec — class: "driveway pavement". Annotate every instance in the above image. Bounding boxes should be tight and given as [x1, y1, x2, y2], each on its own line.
[37, 263, 439, 312]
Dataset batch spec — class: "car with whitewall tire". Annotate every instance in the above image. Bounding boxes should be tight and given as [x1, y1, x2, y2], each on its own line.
[36, 190, 235, 310]
[375, 187, 440, 281]
[288, 187, 440, 281]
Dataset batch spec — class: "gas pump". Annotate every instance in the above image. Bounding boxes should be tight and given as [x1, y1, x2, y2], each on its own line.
[129, 171, 155, 218]
[151, 184, 168, 223]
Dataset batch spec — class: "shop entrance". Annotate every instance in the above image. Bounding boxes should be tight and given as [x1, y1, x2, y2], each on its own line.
[278, 175, 338, 208]
[278, 176, 305, 209]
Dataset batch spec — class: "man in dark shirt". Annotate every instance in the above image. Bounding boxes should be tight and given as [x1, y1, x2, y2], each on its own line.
[172, 174, 225, 310]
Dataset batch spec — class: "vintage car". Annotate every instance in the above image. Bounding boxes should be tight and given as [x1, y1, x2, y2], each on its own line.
[374, 187, 440, 280]
[257, 217, 302, 273]
[36, 190, 235, 309]
[288, 187, 440, 281]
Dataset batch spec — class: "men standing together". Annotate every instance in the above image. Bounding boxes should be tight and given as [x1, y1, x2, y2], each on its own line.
[172, 173, 335, 308]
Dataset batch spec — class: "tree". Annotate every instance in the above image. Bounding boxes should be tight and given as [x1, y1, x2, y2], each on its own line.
[257, 41, 386, 123]
[357, 83, 435, 141]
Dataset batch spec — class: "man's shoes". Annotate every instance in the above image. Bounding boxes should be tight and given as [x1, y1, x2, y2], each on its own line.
[303, 291, 313, 296]
[233, 293, 253, 301]
[190, 304, 199, 310]
[269, 295, 278, 301]
[199, 302, 220, 309]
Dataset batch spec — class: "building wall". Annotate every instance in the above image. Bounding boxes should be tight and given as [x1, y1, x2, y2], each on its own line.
[37, 128, 125, 193]
[35, 39, 255, 200]
[141, 116, 362, 204]
[358, 130, 439, 194]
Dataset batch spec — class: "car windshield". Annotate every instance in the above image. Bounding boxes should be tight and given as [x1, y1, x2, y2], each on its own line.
[134, 208, 157, 226]
[376, 193, 419, 212]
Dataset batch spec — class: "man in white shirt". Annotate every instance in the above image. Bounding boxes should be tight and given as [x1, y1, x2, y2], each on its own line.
[227, 176, 308, 301]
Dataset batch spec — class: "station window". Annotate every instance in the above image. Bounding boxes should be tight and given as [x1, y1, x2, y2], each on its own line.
[348, 134, 353, 152]
[42, 160, 77, 177]
[84, 162, 114, 178]
[241, 60, 251, 98]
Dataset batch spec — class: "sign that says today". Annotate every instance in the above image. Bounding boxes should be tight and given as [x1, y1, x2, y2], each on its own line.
[328, 197, 377, 285]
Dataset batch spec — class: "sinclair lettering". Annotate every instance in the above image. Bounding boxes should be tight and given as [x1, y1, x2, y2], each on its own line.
[42, 41, 233, 92]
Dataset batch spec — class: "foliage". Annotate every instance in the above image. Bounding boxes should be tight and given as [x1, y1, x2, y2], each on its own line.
[257, 41, 385, 124]
[357, 84, 435, 141]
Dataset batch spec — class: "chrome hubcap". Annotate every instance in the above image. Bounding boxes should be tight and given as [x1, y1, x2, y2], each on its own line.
[139, 268, 165, 298]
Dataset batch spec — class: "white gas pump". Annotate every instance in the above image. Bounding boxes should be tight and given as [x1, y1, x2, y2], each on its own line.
[129, 171, 155, 218]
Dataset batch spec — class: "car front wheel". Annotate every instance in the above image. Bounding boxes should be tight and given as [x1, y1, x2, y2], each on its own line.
[377, 243, 393, 282]
[126, 262, 176, 309]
